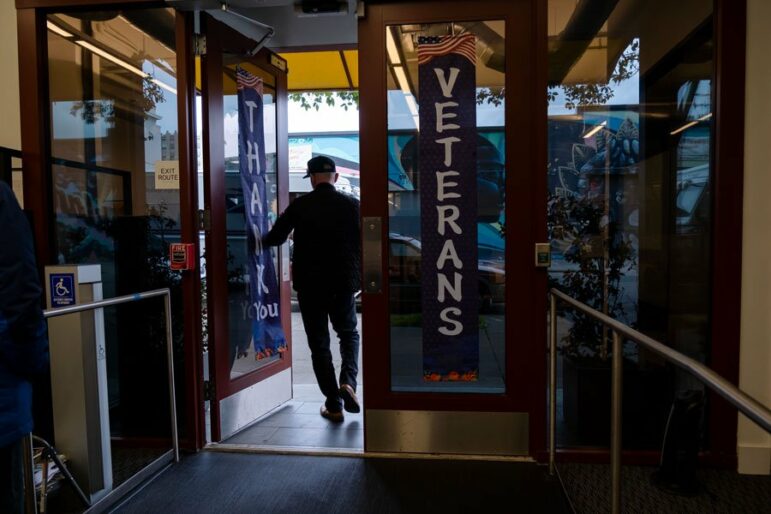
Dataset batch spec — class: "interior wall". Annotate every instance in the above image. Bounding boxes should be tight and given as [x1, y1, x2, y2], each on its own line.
[0, 1, 21, 150]
[739, 0, 771, 476]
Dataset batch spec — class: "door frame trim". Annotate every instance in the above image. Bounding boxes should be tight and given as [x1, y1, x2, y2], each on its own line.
[358, 0, 547, 457]
[200, 16, 293, 442]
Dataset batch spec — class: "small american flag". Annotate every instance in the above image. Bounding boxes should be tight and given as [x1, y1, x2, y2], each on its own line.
[417, 34, 476, 66]
[236, 66, 263, 94]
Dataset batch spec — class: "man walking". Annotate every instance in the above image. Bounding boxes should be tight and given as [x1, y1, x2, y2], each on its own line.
[0, 182, 48, 513]
[263, 156, 361, 422]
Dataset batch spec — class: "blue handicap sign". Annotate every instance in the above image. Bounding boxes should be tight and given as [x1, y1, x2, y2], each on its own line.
[50, 273, 76, 307]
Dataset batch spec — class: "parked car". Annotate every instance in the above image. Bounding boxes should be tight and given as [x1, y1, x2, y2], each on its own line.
[288, 233, 505, 314]
[387, 233, 505, 314]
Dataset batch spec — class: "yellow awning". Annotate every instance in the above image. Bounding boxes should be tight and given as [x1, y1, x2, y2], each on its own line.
[194, 49, 358, 93]
[280, 50, 358, 91]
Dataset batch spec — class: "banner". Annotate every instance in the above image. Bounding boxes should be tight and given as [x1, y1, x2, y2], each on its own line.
[417, 35, 479, 381]
[236, 67, 287, 360]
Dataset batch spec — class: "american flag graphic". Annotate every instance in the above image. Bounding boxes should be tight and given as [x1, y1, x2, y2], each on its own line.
[417, 34, 477, 66]
[236, 66, 263, 94]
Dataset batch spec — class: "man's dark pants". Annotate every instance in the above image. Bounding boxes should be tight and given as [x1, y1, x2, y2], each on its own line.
[297, 290, 360, 413]
[0, 438, 24, 514]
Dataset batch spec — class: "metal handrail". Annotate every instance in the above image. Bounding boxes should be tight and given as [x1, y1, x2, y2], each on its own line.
[548, 287, 771, 514]
[42, 288, 180, 462]
[23, 289, 180, 513]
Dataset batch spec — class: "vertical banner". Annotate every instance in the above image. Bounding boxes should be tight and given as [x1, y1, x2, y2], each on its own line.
[236, 67, 287, 360]
[418, 35, 479, 381]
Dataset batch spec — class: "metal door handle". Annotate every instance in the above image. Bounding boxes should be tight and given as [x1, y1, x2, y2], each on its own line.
[362, 217, 382, 293]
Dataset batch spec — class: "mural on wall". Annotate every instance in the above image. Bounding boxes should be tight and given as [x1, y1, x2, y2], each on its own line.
[547, 110, 641, 359]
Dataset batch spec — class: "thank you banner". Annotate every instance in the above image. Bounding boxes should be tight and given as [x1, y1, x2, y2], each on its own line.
[237, 67, 287, 360]
[418, 35, 479, 381]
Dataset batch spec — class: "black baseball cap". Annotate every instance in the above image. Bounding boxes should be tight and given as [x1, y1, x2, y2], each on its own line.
[304, 155, 336, 178]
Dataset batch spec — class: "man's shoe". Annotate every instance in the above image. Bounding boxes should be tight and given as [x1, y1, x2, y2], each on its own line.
[320, 405, 344, 423]
[339, 384, 361, 414]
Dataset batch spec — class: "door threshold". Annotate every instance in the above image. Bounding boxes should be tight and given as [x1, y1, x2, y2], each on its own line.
[206, 442, 364, 458]
[205, 443, 536, 463]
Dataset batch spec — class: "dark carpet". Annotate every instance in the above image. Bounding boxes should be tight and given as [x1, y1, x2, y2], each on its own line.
[559, 463, 771, 513]
[114, 451, 571, 513]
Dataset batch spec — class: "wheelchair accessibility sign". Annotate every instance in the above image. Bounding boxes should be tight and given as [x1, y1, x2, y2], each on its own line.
[50, 273, 76, 307]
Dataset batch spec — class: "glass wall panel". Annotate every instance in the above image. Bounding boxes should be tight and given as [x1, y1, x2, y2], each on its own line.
[547, 0, 714, 448]
[386, 21, 506, 393]
[47, 8, 182, 482]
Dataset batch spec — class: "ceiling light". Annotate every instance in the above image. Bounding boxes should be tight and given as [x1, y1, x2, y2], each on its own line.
[582, 120, 606, 139]
[75, 40, 178, 96]
[47, 21, 73, 38]
[670, 112, 711, 136]
[151, 78, 178, 96]
[76, 40, 147, 78]
[386, 28, 401, 65]
[393, 65, 411, 95]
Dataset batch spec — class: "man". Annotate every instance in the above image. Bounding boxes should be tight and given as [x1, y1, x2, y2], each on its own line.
[0, 182, 48, 513]
[263, 156, 361, 422]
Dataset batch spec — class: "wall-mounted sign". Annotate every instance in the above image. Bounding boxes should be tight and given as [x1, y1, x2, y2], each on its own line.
[49, 273, 76, 308]
[270, 54, 287, 72]
[154, 160, 180, 190]
[169, 243, 195, 271]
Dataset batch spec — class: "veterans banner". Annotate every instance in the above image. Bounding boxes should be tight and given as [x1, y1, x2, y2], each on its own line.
[236, 67, 287, 360]
[417, 35, 479, 381]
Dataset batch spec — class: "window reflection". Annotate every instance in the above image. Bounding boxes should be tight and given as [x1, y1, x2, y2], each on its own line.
[547, 2, 714, 449]
[47, 8, 182, 484]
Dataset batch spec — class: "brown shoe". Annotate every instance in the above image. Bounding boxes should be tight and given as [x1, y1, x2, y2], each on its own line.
[339, 384, 360, 413]
[320, 405, 344, 423]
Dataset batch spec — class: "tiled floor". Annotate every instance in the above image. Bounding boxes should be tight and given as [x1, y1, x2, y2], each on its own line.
[222, 384, 364, 450]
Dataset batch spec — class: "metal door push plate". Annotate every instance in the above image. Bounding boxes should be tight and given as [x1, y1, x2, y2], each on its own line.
[362, 217, 382, 294]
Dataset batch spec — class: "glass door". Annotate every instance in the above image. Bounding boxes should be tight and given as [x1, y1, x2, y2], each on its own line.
[359, 0, 546, 456]
[201, 16, 292, 442]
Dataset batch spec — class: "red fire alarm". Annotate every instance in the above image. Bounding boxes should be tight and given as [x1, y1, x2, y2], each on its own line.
[170, 243, 195, 271]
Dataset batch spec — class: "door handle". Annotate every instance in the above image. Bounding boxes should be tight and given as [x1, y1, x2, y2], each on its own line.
[362, 217, 382, 293]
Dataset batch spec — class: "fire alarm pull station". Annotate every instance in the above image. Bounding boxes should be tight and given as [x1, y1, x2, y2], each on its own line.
[170, 243, 195, 271]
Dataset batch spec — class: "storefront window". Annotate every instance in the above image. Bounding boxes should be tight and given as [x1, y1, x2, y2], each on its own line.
[47, 8, 182, 479]
[547, 1, 714, 448]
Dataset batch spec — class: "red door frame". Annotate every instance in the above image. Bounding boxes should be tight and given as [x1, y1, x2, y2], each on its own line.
[359, 0, 548, 456]
[200, 16, 292, 442]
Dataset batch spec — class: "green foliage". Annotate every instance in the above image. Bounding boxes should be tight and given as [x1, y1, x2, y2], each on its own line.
[547, 192, 637, 362]
[483, 40, 640, 111]
[289, 90, 360, 111]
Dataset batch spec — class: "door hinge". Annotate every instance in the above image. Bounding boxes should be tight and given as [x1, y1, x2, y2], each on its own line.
[198, 209, 211, 231]
[194, 35, 207, 56]
[203, 380, 215, 402]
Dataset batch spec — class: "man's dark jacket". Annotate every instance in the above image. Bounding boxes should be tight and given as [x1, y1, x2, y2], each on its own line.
[0, 182, 48, 447]
[263, 183, 361, 294]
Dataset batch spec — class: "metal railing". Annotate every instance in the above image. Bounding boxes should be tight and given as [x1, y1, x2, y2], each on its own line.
[23, 288, 179, 513]
[548, 287, 771, 514]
